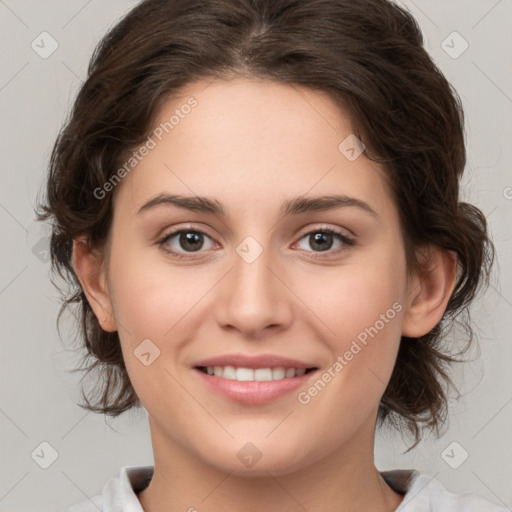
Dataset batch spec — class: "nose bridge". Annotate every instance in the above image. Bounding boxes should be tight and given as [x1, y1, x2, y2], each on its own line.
[215, 235, 289, 335]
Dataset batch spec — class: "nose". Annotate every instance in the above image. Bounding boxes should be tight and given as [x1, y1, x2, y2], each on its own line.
[214, 240, 292, 338]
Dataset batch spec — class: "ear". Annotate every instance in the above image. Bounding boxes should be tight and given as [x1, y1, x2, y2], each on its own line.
[72, 236, 117, 332]
[401, 245, 458, 338]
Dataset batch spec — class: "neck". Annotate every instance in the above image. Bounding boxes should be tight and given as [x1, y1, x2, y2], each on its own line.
[138, 415, 404, 512]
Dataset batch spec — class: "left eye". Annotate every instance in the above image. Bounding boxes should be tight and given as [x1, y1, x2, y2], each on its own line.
[295, 229, 354, 253]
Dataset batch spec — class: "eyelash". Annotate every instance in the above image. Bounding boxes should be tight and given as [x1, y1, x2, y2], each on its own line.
[156, 225, 356, 260]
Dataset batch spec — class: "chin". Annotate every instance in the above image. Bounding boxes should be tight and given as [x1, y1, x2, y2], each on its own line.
[199, 438, 315, 477]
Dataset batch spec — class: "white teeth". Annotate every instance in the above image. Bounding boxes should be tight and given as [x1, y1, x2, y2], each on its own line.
[223, 365, 236, 380]
[236, 368, 254, 381]
[204, 366, 311, 381]
[272, 367, 286, 380]
[254, 368, 272, 381]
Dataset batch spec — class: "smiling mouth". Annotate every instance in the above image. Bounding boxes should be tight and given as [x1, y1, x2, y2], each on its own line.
[195, 366, 317, 382]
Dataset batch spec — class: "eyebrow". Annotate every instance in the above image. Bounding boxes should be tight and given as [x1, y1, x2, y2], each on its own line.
[137, 193, 379, 219]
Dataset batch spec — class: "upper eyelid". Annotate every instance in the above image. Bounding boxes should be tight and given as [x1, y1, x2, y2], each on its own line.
[161, 223, 353, 238]
[295, 224, 354, 239]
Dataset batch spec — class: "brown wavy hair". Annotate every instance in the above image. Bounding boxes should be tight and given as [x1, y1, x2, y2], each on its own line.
[36, 0, 494, 452]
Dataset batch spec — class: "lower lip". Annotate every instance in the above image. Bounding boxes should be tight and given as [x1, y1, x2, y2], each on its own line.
[193, 369, 317, 405]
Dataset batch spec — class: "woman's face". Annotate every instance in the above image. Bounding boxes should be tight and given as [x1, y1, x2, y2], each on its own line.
[101, 77, 412, 474]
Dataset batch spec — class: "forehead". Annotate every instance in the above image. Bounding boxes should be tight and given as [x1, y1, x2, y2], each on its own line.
[113, 77, 394, 220]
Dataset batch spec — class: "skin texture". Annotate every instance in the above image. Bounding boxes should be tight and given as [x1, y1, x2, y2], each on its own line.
[73, 77, 457, 512]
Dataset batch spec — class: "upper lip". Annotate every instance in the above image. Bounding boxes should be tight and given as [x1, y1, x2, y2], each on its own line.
[193, 353, 316, 369]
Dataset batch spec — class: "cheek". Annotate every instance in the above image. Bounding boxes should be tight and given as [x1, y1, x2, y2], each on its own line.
[299, 257, 405, 345]
[296, 247, 406, 394]
[292, 279, 404, 449]
[107, 255, 207, 406]
[108, 245, 206, 340]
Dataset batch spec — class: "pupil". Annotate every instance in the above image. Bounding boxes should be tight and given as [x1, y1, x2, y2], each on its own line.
[180, 231, 203, 251]
[310, 232, 332, 252]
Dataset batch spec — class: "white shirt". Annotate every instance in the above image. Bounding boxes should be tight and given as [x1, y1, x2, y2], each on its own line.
[64, 465, 509, 511]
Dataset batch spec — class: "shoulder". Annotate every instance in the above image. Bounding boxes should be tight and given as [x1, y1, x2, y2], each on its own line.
[381, 469, 509, 512]
[62, 465, 154, 512]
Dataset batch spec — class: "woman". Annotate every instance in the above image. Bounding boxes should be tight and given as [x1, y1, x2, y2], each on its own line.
[37, 0, 505, 510]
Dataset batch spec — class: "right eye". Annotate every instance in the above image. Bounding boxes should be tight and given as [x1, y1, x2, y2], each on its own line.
[157, 227, 217, 259]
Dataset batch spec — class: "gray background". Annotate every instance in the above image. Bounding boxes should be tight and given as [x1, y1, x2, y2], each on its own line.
[0, 1, 511, 511]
